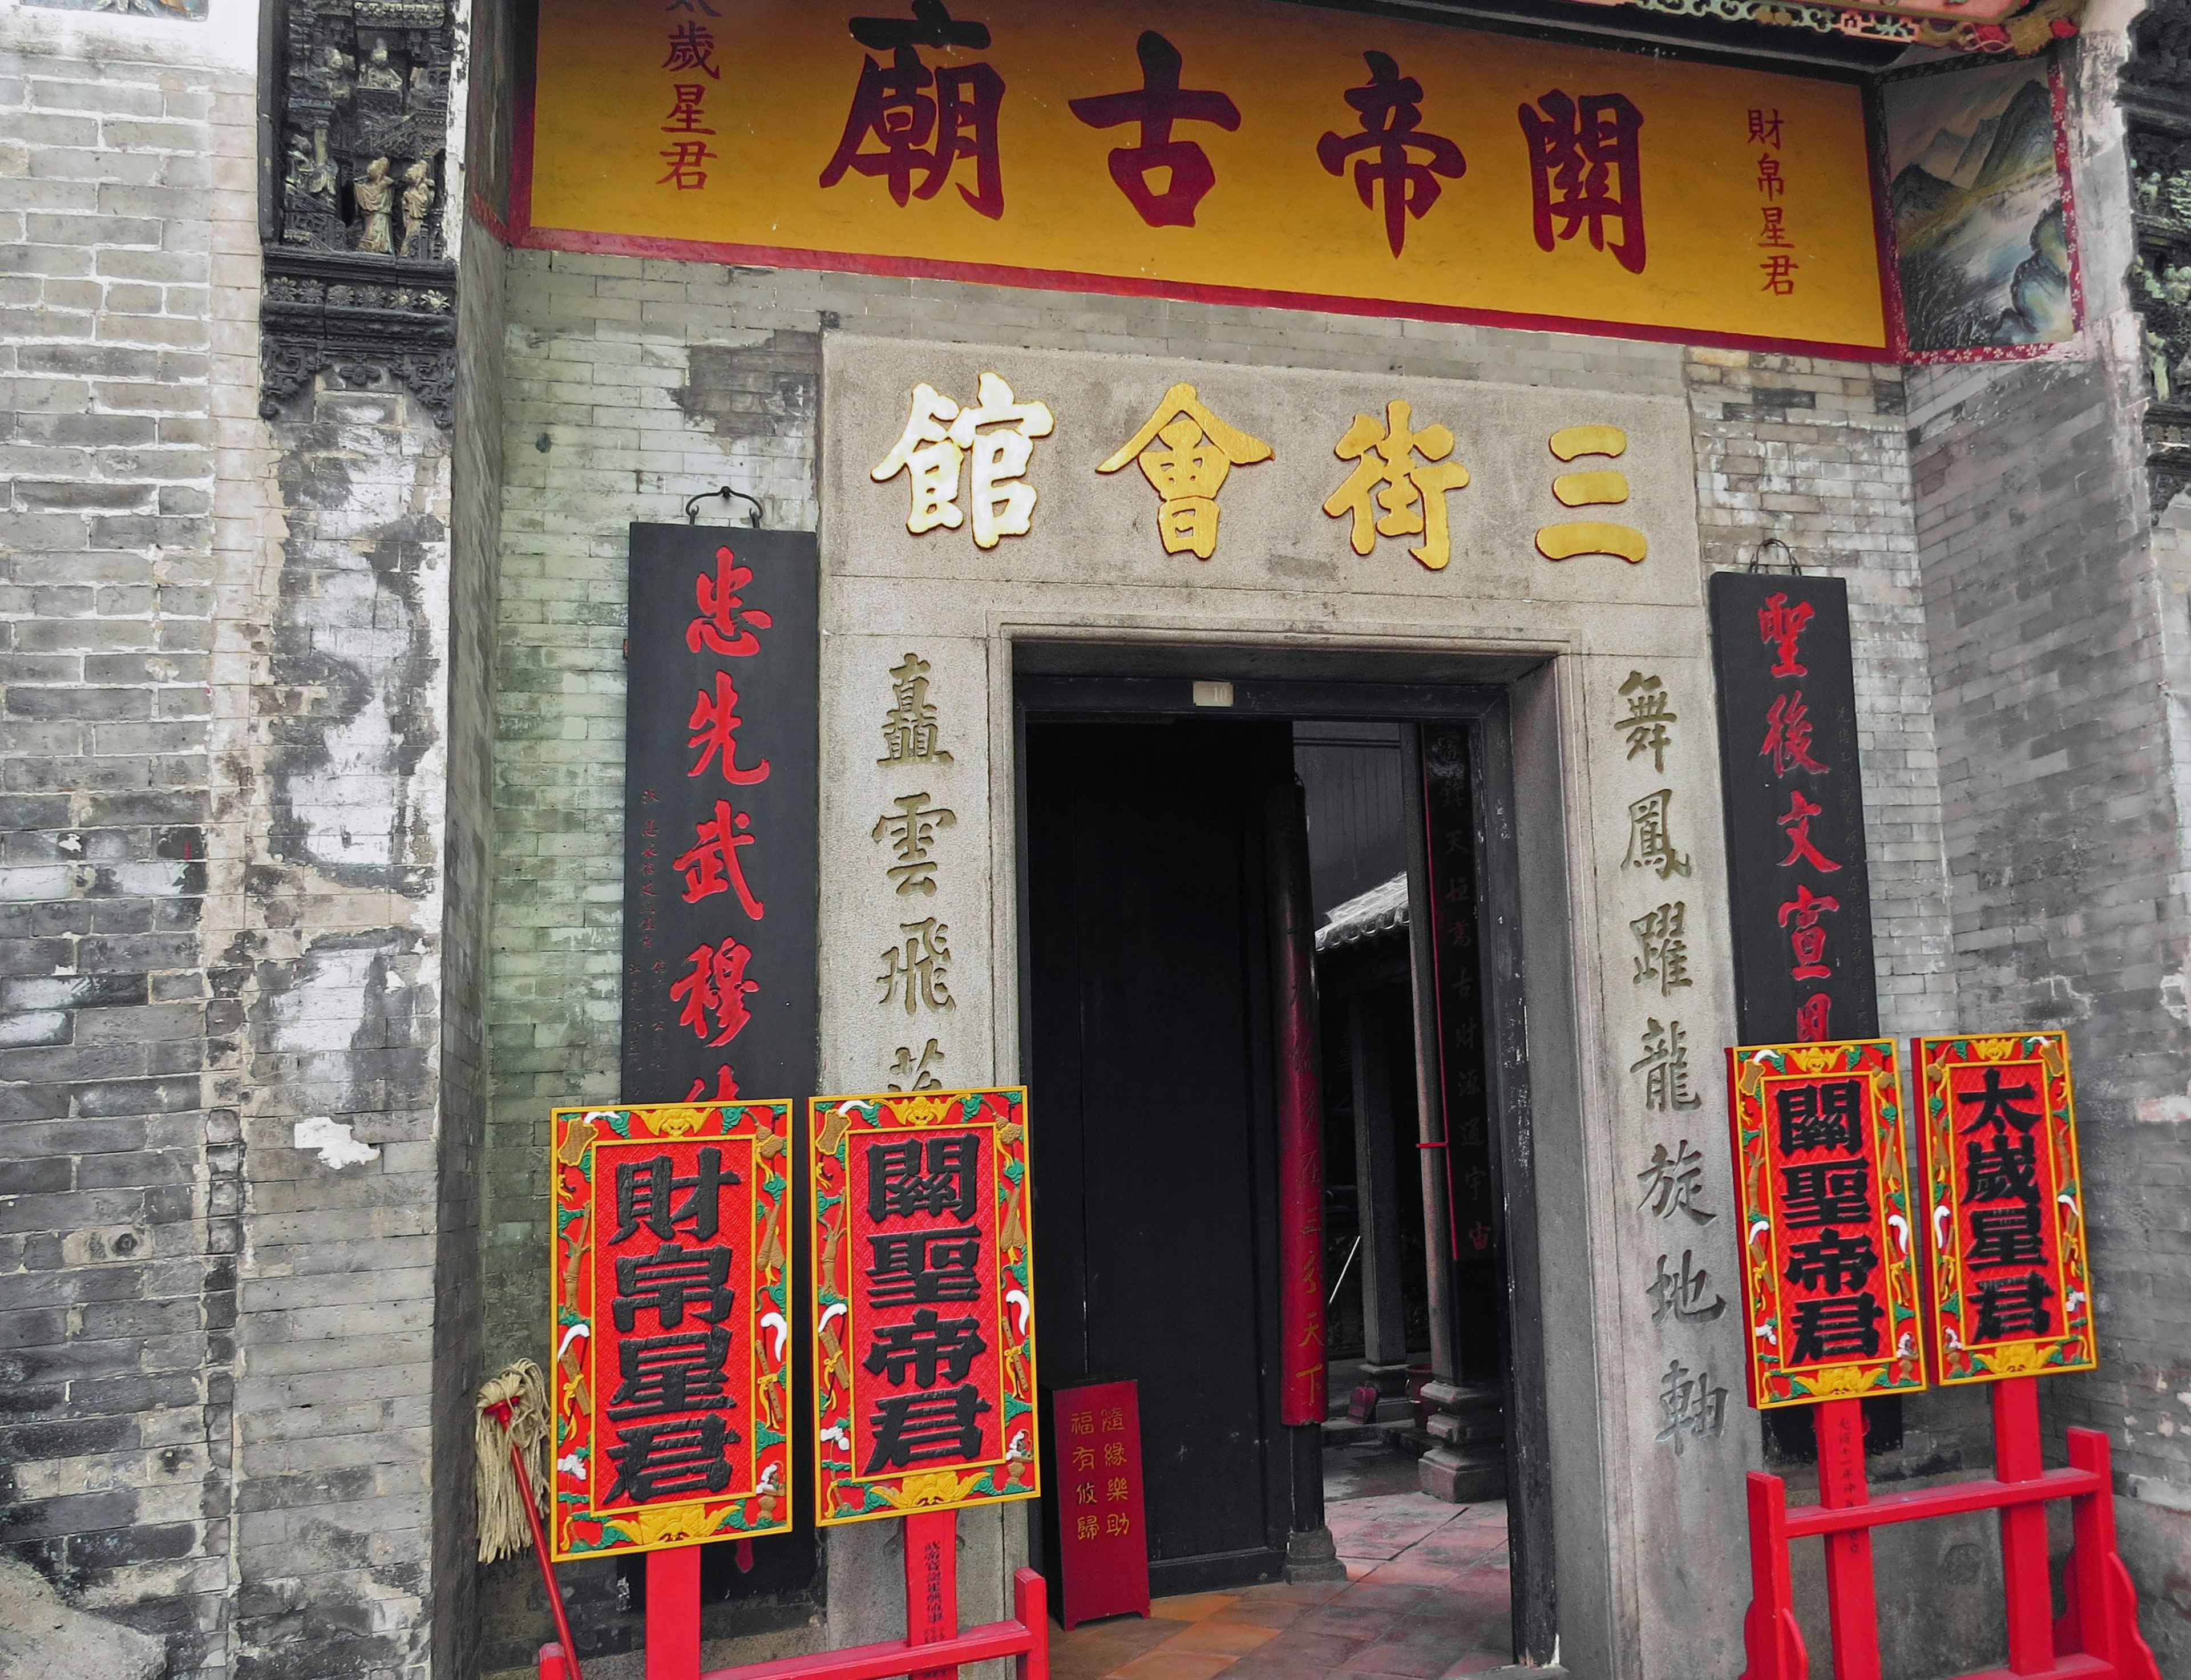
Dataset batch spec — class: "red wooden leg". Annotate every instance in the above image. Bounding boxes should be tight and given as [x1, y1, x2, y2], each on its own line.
[1992, 1378, 2055, 1675]
[1739, 1470, 1807, 1680]
[648, 1545, 704, 1680]
[1814, 1399, 1881, 1680]
[905, 1511, 959, 1680]
[1013, 1568, 1049, 1680]
[2066, 1427, 2162, 1680]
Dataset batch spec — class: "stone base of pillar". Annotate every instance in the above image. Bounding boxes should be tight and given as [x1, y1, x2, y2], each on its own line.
[1417, 1443, 1507, 1503]
[1284, 1524, 1349, 1584]
[1358, 1359, 1414, 1398]
[1416, 1380, 1507, 1503]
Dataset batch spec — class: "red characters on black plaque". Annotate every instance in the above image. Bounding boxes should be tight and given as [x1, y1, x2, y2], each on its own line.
[1069, 31, 1241, 228]
[1761, 690, 1825, 778]
[688, 671, 771, 785]
[688, 548, 773, 657]
[1519, 91, 1645, 275]
[1317, 51, 1466, 258]
[671, 936, 759, 1047]
[1759, 591, 1814, 679]
[675, 543, 773, 1099]
[1776, 789, 1841, 873]
[1747, 585, 1839, 1032]
[821, 2, 1005, 220]
[676, 801, 766, 919]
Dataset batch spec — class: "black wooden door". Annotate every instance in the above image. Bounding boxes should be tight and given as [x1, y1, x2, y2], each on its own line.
[1025, 718, 1294, 1594]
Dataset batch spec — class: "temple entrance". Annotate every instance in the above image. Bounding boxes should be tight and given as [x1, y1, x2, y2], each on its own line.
[1024, 716, 1297, 1592]
[1019, 664, 1547, 1673]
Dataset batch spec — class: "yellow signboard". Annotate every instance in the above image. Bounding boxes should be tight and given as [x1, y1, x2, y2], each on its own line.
[523, 0, 1889, 356]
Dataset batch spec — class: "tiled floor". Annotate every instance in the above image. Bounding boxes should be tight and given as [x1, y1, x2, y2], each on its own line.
[1050, 1489, 1513, 1680]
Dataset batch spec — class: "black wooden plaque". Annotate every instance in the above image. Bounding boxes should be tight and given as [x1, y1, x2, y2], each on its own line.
[621, 524, 819, 1105]
[1707, 571, 1878, 1045]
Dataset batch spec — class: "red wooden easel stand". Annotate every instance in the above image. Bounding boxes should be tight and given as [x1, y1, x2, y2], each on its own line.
[1740, 1382, 2160, 1680]
[539, 1513, 1050, 1680]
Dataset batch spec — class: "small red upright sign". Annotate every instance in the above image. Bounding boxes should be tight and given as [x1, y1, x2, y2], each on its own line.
[1049, 1380, 1151, 1630]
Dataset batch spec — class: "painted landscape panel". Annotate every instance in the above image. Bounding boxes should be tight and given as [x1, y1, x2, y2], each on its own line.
[1883, 58, 2076, 356]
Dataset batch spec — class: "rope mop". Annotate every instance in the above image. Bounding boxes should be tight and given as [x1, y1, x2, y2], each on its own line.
[476, 1359, 587, 1678]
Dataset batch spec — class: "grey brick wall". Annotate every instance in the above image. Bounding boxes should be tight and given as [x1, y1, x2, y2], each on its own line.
[1899, 22, 2191, 1670]
[0, 42, 246, 1677]
[1, 17, 479, 1679]
[1684, 349, 1956, 1049]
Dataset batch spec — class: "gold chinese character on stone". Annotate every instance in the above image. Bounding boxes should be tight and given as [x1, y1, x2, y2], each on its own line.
[1631, 901, 1692, 996]
[1096, 382, 1272, 560]
[1536, 424, 1647, 564]
[1623, 788, 1692, 880]
[872, 790, 956, 896]
[879, 652, 952, 766]
[887, 1039, 944, 1092]
[1614, 670, 1677, 770]
[871, 373, 1055, 548]
[1323, 399, 1470, 571]
[878, 918, 953, 1015]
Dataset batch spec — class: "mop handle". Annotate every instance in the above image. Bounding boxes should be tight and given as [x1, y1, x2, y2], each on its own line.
[489, 1400, 587, 1680]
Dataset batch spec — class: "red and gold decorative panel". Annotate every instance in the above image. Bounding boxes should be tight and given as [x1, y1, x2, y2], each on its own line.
[810, 1088, 1038, 1525]
[547, 1101, 794, 1560]
[1913, 1032, 2096, 1384]
[1725, 1040, 1927, 1409]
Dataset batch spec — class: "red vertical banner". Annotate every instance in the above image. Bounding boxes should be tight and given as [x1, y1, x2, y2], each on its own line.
[547, 1100, 795, 1560]
[1048, 1380, 1151, 1630]
[1912, 1031, 2097, 1384]
[809, 1088, 1040, 1524]
[1724, 1040, 1927, 1409]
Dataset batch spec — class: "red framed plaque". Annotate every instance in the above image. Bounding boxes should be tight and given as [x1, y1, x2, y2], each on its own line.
[1725, 1040, 1927, 1409]
[547, 1101, 794, 1559]
[1913, 1032, 2097, 1385]
[809, 1088, 1039, 1525]
[1049, 1380, 1151, 1630]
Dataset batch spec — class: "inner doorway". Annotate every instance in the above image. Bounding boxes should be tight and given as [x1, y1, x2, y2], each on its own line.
[1020, 668, 1549, 1675]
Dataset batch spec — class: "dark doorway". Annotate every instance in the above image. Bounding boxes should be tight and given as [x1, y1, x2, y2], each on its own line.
[1017, 667, 1554, 1671]
[1025, 717, 1296, 1594]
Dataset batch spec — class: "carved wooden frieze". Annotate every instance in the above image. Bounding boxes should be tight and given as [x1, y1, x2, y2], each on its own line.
[261, 0, 457, 426]
[2124, 0, 2191, 507]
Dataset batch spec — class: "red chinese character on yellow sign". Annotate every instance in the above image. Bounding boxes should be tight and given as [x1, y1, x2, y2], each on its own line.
[1317, 52, 1465, 258]
[1068, 31, 1240, 228]
[1519, 91, 1645, 275]
[819, 2, 1005, 220]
